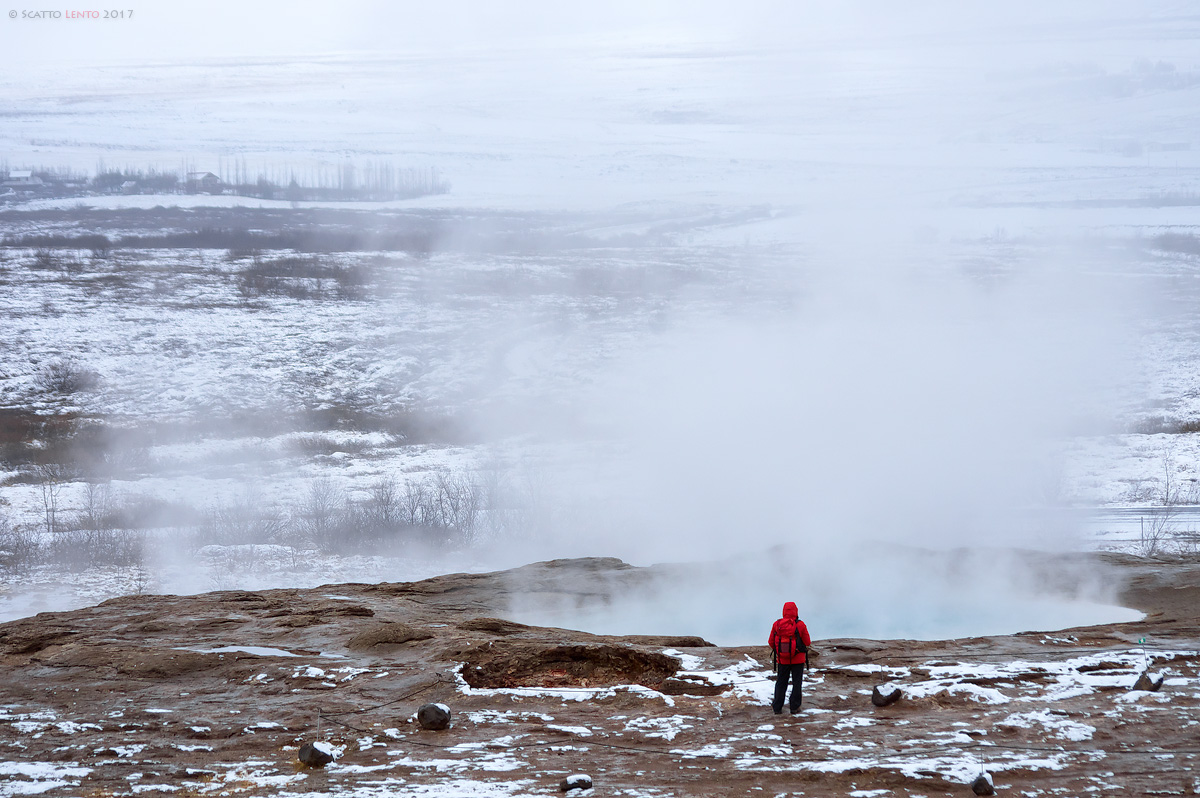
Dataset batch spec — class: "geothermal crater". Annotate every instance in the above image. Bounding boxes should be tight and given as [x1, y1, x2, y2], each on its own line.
[1, 552, 1198, 797]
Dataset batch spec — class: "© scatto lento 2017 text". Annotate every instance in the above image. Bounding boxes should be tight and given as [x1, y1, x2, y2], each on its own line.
[12, 9, 133, 19]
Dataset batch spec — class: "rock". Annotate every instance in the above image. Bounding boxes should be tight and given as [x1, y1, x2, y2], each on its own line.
[1132, 670, 1164, 692]
[0, 624, 77, 655]
[114, 650, 219, 678]
[461, 641, 679, 689]
[323, 603, 375, 617]
[560, 773, 593, 792]
[624, 635, 714, 648]
[660, 675, 730, 696]
[297, 741, 335, 768]
[457, 617, 535, 635]
[971, 772, 995, 795]
[417, 702, 451, 730]
[347, 622, 433, 651]
[871, 684, 902, 707]
[276, 614, 322, 628]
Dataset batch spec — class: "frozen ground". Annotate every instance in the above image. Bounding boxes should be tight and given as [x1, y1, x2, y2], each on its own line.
[0, 555, 1196, 797]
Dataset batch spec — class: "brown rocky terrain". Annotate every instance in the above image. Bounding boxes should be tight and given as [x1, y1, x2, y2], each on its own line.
[1, 552, 1199, 797]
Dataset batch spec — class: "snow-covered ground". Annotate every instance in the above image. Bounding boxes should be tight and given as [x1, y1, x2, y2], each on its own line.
[2, 640, 1193, 796]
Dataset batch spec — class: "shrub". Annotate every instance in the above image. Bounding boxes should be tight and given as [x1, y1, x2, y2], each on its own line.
[1129, 415, 1172, 435]
[36, 358, 102, 394]
[32, 248, 56, 270]
[193, 495, 288, 547]
[0, 516, 40, 573]
[45, 527, 144, 570]
[290, 433, 369, 456]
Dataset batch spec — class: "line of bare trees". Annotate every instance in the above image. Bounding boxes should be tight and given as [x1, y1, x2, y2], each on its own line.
[0, 466, 547, 575]
[195, 469, 508, 552]
[0, 473, 143, 573]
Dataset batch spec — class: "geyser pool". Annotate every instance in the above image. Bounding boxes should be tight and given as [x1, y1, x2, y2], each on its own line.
[501, 547, 1142, 646]
[508, 591, 1141, 646]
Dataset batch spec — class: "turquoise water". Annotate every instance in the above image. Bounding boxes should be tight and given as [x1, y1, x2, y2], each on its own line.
[504, 548, 1143, 646]
[512, 592, 1141, 647]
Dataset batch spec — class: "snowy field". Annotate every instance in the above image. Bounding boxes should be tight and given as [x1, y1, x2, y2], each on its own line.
[3, 3, 1200, 626]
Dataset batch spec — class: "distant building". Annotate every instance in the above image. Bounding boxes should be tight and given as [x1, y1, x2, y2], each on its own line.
[3, 170, 43, 187]
[185, 171, 222, 194]
[120, 180, 139, 194]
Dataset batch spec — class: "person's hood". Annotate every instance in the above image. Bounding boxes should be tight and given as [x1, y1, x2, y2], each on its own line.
[782, 601, 798, 621]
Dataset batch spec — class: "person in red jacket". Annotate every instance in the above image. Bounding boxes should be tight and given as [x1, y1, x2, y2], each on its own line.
[768, 601, 811, 715]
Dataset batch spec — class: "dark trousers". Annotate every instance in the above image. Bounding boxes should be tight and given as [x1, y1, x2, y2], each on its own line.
[773, 662, 805, 713]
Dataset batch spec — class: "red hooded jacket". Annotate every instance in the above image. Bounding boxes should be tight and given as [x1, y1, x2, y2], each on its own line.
[768, 601, 811, 665]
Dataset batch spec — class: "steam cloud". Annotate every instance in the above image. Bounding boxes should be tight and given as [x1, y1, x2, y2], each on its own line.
[495, 243, 1142, 642]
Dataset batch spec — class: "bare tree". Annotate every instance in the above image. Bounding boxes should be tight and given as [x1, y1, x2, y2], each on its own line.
[367, 476, 401, 529]
[1162, 454, 1178, 507]
[401, 479, 434, 529]
[196, 490, 288, 548]
[36, 464, 70, 536]
[81, 480, 114, 532]
[436, 470, 480, 544]
[1137, 511, 1173, 557]
[298, 478, 342, 547]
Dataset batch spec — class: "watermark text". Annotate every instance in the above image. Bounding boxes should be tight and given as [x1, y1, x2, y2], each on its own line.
[9, 9, 134, 19]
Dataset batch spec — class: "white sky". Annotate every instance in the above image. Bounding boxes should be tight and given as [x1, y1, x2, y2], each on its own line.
[4, 0, 1181, 66]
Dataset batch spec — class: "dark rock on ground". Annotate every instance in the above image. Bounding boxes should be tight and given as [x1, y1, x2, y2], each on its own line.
[298, 741, 335, 767]
[560, 773, 593, 792]
[417, 702, 451, 730]
[871, 684, 902, 707]
[1133, 670, 1165, 691]
[971, 772, 995, 795]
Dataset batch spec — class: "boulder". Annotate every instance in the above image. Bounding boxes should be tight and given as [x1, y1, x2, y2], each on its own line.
[560, 773, 593, 792]
[1132, 670, 1164, 692]
[971, 772, 995, 796]
[297, 741, 335, 768]
[417, 702, 451, 730]
[871, 684, 902, 707]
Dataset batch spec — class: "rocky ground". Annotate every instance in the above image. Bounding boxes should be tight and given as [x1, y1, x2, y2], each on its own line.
[2, 553, 1199, 797]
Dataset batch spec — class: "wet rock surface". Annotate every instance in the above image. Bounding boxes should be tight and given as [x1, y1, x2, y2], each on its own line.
[1, 553, 1199, 796]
